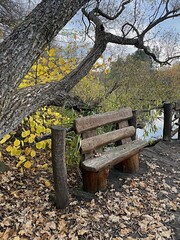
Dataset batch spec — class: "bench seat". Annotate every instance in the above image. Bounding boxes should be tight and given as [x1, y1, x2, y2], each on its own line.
[81, 139, 148, 172]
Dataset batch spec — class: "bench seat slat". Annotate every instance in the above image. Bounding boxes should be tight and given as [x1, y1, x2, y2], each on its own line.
[81, 139, 148, 172]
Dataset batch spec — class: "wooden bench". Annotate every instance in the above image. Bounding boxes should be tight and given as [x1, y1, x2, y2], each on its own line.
[74, 107, 148, 193]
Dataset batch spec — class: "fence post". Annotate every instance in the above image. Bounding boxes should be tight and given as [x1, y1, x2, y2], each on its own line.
[129, 110, 137, 140]
[51, 126, 69, 209]
[163, 102, 172, 141]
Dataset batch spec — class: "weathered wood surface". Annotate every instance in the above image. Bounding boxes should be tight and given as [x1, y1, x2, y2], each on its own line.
[116, 153, 139, 173]
[163, 102, 172, 141]
[82, 168, 109, 193]
[118, 120, 132, 144]
[80, 126, 135, 154]
[74, 107, 133, 134]
[81, 129, 97, 160]
[81, 139, 148, 172]
[51, 126, 69, 209]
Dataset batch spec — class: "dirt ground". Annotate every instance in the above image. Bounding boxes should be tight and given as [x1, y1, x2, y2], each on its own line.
[0, 140, 180, 239]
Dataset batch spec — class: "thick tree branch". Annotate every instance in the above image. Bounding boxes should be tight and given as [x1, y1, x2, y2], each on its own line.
[0, 34, 107, 139]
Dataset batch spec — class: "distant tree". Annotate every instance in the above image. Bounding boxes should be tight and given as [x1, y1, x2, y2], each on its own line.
[0, 0, 180, 139]
[129, 49, 153, 67]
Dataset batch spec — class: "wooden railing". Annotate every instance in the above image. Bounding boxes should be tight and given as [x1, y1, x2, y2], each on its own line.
[135, 101, 180, 141]
[164, 101, 180, 140]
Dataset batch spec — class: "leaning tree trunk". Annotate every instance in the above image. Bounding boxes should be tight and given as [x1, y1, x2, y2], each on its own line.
[0, 0, 90, 139]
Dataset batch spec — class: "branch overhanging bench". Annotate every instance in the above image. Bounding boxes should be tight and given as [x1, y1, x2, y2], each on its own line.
[74, 107, 148, 193]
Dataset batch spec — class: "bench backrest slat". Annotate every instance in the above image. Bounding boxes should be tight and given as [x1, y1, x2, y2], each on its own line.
[118, 120, 132, 144]
[74, 107, 133, 134]
[80, 126, 135, 154]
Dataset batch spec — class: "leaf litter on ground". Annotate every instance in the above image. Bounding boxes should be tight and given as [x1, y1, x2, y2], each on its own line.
[0, 141, 180, 239]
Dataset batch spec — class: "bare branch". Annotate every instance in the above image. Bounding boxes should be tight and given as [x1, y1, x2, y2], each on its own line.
[94, 0, 132, 20]
[141, 2, 180, 37]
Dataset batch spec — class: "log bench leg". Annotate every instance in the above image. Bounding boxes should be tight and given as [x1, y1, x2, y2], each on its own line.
[115, 153, 139, 173]
[82, 168, 109, 193]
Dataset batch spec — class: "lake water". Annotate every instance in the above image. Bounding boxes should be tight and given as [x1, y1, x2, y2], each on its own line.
[137, 117, 178, 140]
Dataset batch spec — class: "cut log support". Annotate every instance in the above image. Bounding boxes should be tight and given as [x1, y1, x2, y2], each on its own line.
[115, 153, 139, 173]
[82, 168, 109, 193]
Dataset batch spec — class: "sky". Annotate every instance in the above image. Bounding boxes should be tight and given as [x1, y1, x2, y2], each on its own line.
[17, 0, 180, 62]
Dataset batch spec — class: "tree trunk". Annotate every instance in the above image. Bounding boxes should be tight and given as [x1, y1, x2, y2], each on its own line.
[0, 0, 90, 139]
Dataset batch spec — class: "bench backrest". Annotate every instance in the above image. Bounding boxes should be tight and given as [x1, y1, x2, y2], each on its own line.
[74, 107, 136, 160]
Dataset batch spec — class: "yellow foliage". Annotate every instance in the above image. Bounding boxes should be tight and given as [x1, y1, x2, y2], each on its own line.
[44, 180, 51, 187]
[30, 150, 36, 157]
[0, 134, 11, 144]
[28, 134, 35, 143]
[48, 48, 55, 57]
[25, 147, 31, 156]
[19, 155, 25, 161]
[48, 61, 55, 69]
[10, 147, 21, 157]
[24, 161, 31, 169]
[59, 57, 65, 65]
[14, 139, 20, 147]
[6, 146, 12, 152]
[22, 130, 30, 138]
[36, 142, 45, 150]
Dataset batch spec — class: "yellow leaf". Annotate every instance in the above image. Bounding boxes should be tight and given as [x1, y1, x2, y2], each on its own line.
[41, 163, 48, 169]
[28, 135, 35, 143]
[59, 57, 65, 65]
[36, 125, 45, 134]
[6, 145, 12, 152]
[44, 180, 51, 187]
[14, 139, 20, 147]
[10, 147, 21, 156]
[30, 150, 36, 157]
[47, 108, 52, 114]
[19, 155, 25, 161]
[48, 61, 55, 68]
[22, 130, 30, 138]
[16, 156, 26, 167]
[42, 57, 47, 65]
[36, 141, 45, 149]
[24, 161, 31, 169]
[58, 73, 63, 80]
[0, 134, 11, 144]
[49, 48, 55, 57]
[25, 147, 31, 156]
[21, 140, 24, 147]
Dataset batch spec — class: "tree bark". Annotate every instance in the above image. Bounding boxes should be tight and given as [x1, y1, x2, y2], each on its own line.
[0, 0, 90, 139]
